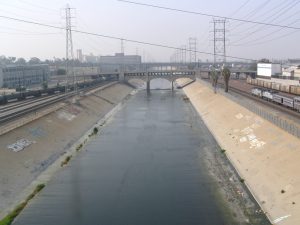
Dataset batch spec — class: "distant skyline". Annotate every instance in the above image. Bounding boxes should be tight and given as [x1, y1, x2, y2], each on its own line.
[0, 0, 299, 62]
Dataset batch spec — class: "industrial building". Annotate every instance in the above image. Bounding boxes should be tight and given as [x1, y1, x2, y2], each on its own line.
[0, 64, 50, 88]
[84, 53, 99, 63]
[99, 53, 141, 72]
[257, 63, 282, 79]
[76, 49, 83, 62]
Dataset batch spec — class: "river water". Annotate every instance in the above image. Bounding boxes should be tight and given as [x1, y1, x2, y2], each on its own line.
[14, 90, 236, 225]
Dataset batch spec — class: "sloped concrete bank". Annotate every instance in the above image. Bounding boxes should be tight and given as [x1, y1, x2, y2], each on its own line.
[0, 83, 134, 220]
[182, 80, 300, 225]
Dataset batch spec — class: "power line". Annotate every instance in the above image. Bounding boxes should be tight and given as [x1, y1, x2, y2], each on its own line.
[229, 0, 251, 17]
[117, 0, 300, 30]
[0, 15, 255, 61]
[229, 0, 272, 32]
[230, 0, 300, 45]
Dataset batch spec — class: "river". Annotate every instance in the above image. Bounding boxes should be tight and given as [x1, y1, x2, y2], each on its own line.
[14, 89, 240, 225]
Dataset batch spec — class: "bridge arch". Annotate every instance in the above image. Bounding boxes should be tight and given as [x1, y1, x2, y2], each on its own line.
[123, 70, 196, 92]
[125, 78, 147, 89]
[171, 77, 194, 90]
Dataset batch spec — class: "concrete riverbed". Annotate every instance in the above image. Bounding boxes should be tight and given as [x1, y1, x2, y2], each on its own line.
[13, 90, 269, 225]
[0, 83, 133, 219]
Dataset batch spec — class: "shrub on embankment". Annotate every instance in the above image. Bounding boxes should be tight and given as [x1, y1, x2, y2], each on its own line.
[0, 184, 45, 225]
[61, 155, 72, 167]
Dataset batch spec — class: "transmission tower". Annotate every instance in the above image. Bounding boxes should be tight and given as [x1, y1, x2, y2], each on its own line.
[189, 37, 197, 63]
[121, 39, 125, 54]
[65, 4, 76, 93]
[180, 45, 187, 63]
[212, 18, 226, 65]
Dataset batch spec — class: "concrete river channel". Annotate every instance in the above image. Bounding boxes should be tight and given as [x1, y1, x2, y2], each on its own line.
[14, 89, 270, 225]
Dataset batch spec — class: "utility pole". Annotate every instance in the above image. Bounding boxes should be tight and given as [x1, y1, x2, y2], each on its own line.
[120, 39, 125, 76]
[121, 39, 124, 55]
[65, 4, 76, 94]
[212, 18, 226, 66]
[189, 37, 197, 64]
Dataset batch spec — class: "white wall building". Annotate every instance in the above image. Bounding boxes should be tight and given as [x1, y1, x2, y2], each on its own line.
[0, 64, 49, 88]
[99, 53, 141, 72]
[257, 63, 282, 79]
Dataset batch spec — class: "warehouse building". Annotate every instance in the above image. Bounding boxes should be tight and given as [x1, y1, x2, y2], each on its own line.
[99, 53, 141, 72]
[257, 63, 282, 79]
[0, 64, 50, 88]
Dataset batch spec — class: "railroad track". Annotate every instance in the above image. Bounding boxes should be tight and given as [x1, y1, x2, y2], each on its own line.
[202, 78, 300, 119]
[0, 94, 61, 114]
[0, 81, 115, 125]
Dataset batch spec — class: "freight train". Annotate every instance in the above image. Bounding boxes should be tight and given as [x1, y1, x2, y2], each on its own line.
[0, 75, 117, 105]
[247, 77, 300, 95]
[251, 87, 300, 112]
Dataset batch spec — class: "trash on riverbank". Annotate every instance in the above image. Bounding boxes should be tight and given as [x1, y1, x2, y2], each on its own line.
[7, 139, 35, 152]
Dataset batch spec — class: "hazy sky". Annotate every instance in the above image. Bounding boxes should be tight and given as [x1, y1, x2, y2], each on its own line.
[0, 0, 299, 62]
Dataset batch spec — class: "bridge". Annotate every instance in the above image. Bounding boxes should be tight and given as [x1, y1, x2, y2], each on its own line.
[120, 70, 196, 92]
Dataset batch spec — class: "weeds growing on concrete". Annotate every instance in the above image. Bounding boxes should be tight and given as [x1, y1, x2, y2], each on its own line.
[76, 144, 83, 152]
[93, 127, 98, 134]
[61, 155, 72, 167]
[240, 178, 245, 183]
[0, 184, 45, 225]
[220, 149, 226, 153]
[183, 96, 190, 101]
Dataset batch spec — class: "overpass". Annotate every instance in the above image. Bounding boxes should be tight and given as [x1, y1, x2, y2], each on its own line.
[120, 70, 196, 92]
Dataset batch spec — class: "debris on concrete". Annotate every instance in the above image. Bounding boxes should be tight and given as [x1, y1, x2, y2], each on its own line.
[7, 139, 35, 152]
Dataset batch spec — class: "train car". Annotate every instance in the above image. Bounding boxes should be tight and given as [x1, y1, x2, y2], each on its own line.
[0, 95, 8, 105]
[294, 97, 300, 112]
[282, 96, 294, 108]
[262, 90, 277, 101]
[271, 83, 281, 91]
[290, 86, 300, 96]
[272, 94, 283, 104]
[280, 85, 290, 93]
[251, 88, 263, 97]
[25, 90, 42, 98]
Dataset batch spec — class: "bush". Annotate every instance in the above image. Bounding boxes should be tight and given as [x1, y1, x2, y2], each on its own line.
[61, 155, 72, 167]
[93, 127, 98, 134]
[76, 143, 83, 152]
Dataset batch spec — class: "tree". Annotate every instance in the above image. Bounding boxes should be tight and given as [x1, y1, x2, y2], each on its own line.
[222, 67, 231, 93]
[210, 66, 219, 94]
[8, 57, 16, 63]
[0, 55, 15, 65]
[16, 58, 27, 65]
[28, 57, 41, 65]
[259, 58, 270, 63]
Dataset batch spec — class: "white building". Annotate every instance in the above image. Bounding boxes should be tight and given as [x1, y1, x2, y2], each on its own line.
[0, 64, 50, 88]
[99, 53, 141, 72]
[257, 63, 282, 79]
[84, 53, 99, 63]
[76, 49, 83, 62]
